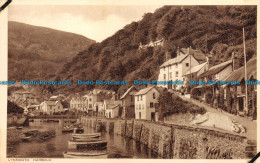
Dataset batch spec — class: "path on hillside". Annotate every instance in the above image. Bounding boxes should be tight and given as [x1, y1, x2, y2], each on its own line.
[164, 94, 256, 140]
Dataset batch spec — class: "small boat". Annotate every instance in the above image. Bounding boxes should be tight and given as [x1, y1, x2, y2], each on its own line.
[20, 136, 31, 142]
[16, 126, 23, 129]
[72, 133, 101, 138]
[71, 137, 101, 142]
[63, 151, 108, 158]
[68, 140, 107, 150]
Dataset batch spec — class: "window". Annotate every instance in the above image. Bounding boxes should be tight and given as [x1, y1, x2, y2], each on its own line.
[131, 95, 133, 102]
[186, 63, 189, 67]
[137, 96, 139, 101]
[170, 72, 172, 79]
[163, 74, 166, 80]
[150, 102, 153, 108]
[153, 93, 156, 99]
[139, 104, 141, 110]
[141, 95, 143, 101]
[89, 98, 92, 102]
[170, 65, 172, 69]
[164, 67, 166, 71]
[139, 112, 141, 119]
[176, 71, 178, 77]
[89, 104, 92, 108]
[176, 64, 178, 68]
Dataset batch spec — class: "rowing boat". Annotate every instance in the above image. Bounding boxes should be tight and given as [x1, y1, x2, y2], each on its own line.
[68, 140, 107, 150]
[63, 151, 108, 158]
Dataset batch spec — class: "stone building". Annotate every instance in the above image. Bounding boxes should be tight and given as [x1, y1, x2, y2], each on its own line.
[120, 86, 138, 118]
[134, 86, 160, 121]
[158, 47, 200, 90]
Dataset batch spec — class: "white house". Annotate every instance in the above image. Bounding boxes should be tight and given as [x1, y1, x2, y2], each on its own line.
[40, 100, 64, 115]
[134, 86, 161, 121]
[158, 48, 200, 90]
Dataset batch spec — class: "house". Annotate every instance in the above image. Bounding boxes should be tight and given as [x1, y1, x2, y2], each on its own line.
[70, 96, 88, 112]
[104, 99, 122, 118]
[94, 102, 105, 117]
[40, 100, 64, 115]
[158, 47, 201, 90]
[105, 105, 121, 118]
[12, 91, 34, 101]
[139, 38, 164, 50]
[222, 57, 256, 118]
[191, 52, 240, 106]
[134, 86, 160, 121]
[25, 104, 41, 115]
[85, 89, 115, 115]
[183, 61, 208, 85]
[120, 86, 138, 118]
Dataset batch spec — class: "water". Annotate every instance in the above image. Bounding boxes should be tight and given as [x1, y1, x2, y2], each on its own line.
[8, 121, 159, 158]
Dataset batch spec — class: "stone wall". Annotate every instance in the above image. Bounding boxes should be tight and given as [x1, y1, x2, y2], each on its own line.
[81, 117, 256, 159]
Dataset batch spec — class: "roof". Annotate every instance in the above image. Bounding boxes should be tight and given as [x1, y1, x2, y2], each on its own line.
[50, 96, 58, 99]
[199, 60, 232, 78]
[120, 86, 137, 100]
[224, 57, 256, 82]
[160, 54, 189, 68]
[184, 62, 207, 76]
[135, 86, 159, 96]
[180, 48, 206, 62]
[44, 100, 59, 106]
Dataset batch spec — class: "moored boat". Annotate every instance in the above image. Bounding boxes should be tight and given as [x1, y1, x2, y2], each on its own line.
[71, 137, 101, 142]
[63, 151, 108, 158]
[68, 140, 107, 150]
[72, 133, 101, 138]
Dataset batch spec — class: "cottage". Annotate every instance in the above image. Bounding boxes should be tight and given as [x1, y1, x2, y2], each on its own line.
[191, 53, 240, 107]
[85, 89, 115, 115]
[134, 86, 160, 121]
[105, 105, 121, 118]
[40, 100, 64, 115]
[222, 57, 257, 118]
[120, 86, 138, 118]
[158, 47, 200, 90]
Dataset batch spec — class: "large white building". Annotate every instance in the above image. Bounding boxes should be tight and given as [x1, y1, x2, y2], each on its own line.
[134, 86, 160, 121]
[40, 100, 64, 115]
[157, 48, 201, 90]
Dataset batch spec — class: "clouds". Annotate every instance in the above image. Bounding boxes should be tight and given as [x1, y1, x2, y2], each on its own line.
[8, 5, 162, 42]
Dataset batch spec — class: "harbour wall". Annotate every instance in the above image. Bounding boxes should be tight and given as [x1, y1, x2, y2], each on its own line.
[80, 117, 256, 159]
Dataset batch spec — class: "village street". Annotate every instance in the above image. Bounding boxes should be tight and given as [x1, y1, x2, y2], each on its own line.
[164, 93, 257, 141]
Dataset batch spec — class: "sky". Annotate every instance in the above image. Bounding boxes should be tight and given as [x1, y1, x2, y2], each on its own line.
[8, 5, 163, 42]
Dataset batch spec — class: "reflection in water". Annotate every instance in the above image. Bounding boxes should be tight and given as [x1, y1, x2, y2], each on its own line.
[7, 121, 160, 158]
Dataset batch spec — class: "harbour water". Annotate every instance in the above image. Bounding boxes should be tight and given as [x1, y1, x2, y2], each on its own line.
[7, 121, 160, 158]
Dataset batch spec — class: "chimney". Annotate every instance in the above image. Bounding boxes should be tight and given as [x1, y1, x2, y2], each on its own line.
[232, 52, 239, 70]
[165, 51, 171, 61]
[177, 46, 180, 57]
[206, 56, 209, 70]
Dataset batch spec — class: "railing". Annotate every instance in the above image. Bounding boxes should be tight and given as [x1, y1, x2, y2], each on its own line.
[27, 115, 79, 119]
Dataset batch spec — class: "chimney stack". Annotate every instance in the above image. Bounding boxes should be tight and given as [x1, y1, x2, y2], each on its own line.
[165, 51, 171, 61]
[232, 52, 239, 70]
[177, 46, 180, 57]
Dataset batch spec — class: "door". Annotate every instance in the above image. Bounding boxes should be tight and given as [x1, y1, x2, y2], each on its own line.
[239, 97, 244, 112]
[151, 112, 155, 121]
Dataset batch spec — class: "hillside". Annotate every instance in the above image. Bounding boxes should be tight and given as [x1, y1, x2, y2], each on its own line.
[8, 21, 95, 81]
[53, 6, 257, 95]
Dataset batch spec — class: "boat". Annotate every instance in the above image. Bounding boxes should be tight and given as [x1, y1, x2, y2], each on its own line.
[71, 137, 101, 142]
[16, 126, 23, 129]
[72, 133, 101, 138]
[63, 151, 108, 158]
[20, 136, 31, 142]
[68, 140, 107, 150]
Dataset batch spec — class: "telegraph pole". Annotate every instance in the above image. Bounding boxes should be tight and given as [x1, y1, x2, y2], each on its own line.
[243, 28, 248, 116]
